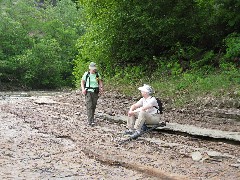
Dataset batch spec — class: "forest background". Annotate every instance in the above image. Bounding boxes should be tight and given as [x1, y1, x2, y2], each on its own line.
[0, 0, 239, 107]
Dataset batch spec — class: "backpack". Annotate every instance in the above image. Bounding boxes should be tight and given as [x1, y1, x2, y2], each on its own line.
[153, 97, 163, 114]
[84, 71, 99, 90]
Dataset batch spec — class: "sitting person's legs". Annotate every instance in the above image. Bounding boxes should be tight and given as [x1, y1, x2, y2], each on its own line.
[145, 114, 161, 125]
[134, 111, 161, 132]
[127, 114, 137, 130]
[134, 111, 148, 132]
[124, 113, 138, 135]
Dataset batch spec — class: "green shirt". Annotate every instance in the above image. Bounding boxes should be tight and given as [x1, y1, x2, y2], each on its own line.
[82, 72, 102, 92]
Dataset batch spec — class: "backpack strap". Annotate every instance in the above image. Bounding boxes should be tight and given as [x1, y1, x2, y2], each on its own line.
[151, 96, 159, 111]
[84, 71, 90, 89]
[84, 71, 99, 90]
[152, 97, 163, 114]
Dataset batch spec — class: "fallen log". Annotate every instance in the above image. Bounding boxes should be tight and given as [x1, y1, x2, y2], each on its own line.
[97, 113, 240, 142]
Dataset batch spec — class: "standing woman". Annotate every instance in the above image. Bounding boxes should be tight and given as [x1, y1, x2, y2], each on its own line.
[81, 62, 103, 126]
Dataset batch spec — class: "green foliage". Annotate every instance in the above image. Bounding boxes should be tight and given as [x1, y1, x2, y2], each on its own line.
[190, 51, 216, 72]
[1, 0, 240, 91]
[216, 0, 240, 29]
[0, 0, 83, 89]
[0, 14, 32, 57]
[72, 58, 89, 88]
[136, 68, 240, 107]
[28, 39, 63, 88]
[106, 67, 239, 108]
[75, 0, 117, 76]
[105, 65, 146, 96]
[224, 33, 240, 60]
[111, 65, 145, 84]
[75, 0, 234, 80]
[166, 61, 182, 76]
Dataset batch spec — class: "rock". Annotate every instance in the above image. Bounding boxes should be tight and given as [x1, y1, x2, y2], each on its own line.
[230, 163, 240, 168]
[206, 151, 222, 157]
[191, 151, 202, 161]
[33, 97, 58, 104]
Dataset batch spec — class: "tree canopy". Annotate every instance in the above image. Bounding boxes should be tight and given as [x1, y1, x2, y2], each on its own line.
[74, 0, 240, 84]
[0, 0, 83, 89]
[0, 0, 239, 89]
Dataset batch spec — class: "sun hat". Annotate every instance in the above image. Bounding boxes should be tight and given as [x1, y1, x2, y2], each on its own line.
[138, 84, 153, 94]
[89, 62, 97, 70]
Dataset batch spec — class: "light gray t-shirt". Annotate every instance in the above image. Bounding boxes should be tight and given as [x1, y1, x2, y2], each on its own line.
[135, 96, 159, 114]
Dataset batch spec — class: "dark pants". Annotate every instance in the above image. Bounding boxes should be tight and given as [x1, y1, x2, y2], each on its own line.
[85, 91, 99, 124]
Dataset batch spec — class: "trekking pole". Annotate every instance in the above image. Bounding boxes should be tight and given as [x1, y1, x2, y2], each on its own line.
[118, 121, 167, 145]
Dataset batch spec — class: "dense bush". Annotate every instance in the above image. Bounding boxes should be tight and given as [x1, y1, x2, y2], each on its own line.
[0, 0, 83, 89]
[0, 0, 239, 90]
[74, 0, 240, 84]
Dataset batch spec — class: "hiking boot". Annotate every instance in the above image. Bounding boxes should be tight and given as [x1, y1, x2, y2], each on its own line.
[123, 130, 134, 135]
[130, 130, 141, 139]
[141, 123, 148, 131]
[87, 122, 94, 127]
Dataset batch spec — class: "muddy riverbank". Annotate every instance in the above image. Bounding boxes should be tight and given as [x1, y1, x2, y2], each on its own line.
[0, 91, 239, 179]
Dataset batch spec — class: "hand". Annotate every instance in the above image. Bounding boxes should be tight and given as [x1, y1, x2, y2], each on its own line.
[128, 110, 135, 117]
[99, 87, 104, 95]
[82, 89, 87, 95]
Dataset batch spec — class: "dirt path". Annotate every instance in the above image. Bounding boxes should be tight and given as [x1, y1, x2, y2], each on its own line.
[0, 91, 239, 179]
